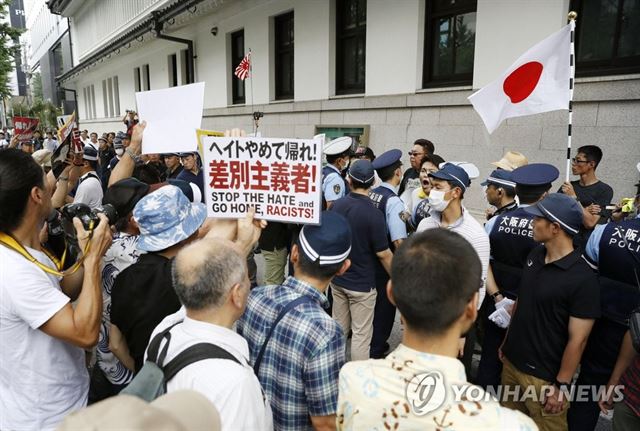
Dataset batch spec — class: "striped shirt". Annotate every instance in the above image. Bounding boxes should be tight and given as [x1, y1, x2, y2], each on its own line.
[237, 277, 345, 430]
[417, 207, 490, 307]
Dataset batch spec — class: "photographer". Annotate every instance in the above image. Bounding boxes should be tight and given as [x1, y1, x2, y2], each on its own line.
[0, 149, 113, 430]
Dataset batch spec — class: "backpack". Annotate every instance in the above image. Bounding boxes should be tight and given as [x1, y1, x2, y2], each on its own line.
[120, 321, 240, 402]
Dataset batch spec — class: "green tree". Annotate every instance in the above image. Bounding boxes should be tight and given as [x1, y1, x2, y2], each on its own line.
[12, 100, 62, 130]
[0, 0, 23, 99]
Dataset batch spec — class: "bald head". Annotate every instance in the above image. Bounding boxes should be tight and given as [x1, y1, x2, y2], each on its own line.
[172, 238, 247, 310]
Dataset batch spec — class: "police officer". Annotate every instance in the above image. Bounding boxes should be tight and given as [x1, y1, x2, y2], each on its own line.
[568, 199, 640, 431]
[369, 149, 407, 358]
[322, 136, 353, 209]
[476, 163, 559, 390]
[482, 169, 518, 221]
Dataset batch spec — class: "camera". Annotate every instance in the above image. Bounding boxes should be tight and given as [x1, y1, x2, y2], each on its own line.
[61, 203, 118, 232]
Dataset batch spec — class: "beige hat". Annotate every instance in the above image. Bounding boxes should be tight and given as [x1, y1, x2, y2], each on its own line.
[57, 391, 221, 431]
[491, 151, 528, 171]
[32, 149, 52, 167]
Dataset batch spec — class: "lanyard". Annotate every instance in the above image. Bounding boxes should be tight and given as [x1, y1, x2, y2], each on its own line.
[0, 231, 87, 277]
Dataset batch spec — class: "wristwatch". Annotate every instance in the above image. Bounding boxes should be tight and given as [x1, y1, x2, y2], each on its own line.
[491, 291, 503, 300]
[125, 148, 139, 162]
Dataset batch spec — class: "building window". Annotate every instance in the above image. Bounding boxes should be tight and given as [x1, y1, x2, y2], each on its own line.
[134, 67, 141, 92]
[101, 76, 120, 117]
[423, 0, 477, 87]
[231, 29, 246, 104]
[169, 53, 178, 87]
[83, 84, 96, 120]
[571, 0, 640, 76]
[274, 11, 294, 100]
[142, 64, 150, 90]
[180, 49, 189, 85]
[336, 0, 366, 95]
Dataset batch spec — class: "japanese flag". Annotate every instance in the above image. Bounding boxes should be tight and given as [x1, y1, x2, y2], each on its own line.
[468, 22, 573, 134]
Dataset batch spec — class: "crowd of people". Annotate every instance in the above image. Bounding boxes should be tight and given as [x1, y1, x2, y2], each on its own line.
[0, 114, 639, 431]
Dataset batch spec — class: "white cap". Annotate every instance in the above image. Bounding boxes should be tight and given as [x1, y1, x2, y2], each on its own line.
[441, 161, 480, 179]
[323, 136, 353, 156]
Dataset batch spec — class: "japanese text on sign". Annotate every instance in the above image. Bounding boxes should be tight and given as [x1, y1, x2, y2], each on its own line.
[200, 133, 323, 224]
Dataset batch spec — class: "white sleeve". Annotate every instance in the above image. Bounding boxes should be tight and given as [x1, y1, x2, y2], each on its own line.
[474, 232, 491, 308]
[5, 264, 69, 329]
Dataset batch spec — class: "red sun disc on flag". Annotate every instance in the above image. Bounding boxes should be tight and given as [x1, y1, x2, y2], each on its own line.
[503, 61, 544, 104]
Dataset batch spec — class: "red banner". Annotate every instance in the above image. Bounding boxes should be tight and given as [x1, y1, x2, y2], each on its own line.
[12, 117, 40, 142]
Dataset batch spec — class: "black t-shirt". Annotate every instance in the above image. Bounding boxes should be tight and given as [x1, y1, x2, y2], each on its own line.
[503, 245, 600, 382]
[330, 193, 389, 292]
[558, 180, 614, 247]
[258, 221, 290, 251]
[110, 253, 181, 372]
[398, 168, 419, 197]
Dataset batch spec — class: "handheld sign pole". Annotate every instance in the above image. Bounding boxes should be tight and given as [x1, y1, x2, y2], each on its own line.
[565, 12, 577, 182]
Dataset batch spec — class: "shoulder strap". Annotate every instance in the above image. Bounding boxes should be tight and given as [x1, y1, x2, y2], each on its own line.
[253, 295, 313, 375]
[147, 321, 183, 364]
[163, 343, 241, 382]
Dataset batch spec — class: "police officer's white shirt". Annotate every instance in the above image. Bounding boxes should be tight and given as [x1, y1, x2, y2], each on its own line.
[147, 308, 274, 431]
[0, 246, 88, 431]
[417, 207, 490, 307]
[43, 138, 59, 153]
[74, 171, 103, 210]
[323, 164, 346, 202]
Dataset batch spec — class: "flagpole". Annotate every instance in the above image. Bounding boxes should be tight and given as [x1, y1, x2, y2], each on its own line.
[565, 12, 577, 183]
[248, 48, 256, 135]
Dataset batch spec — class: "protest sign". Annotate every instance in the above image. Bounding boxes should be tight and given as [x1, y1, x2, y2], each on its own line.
[135, 82, 205, 155]
[199, 132, 323, 225]
[12, 116, 39, 142]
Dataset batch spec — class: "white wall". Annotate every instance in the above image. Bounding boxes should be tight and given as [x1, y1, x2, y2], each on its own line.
[473, 0, 570, 88]
[365, 0, 422, 96]
[25, 0, 68, 66]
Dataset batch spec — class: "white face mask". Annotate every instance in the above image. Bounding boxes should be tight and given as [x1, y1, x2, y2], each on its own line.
[428, 189, 451, 212]
[115, 148, 124, 156]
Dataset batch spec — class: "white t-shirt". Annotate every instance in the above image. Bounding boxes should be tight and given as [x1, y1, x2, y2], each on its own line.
[74, 171, 103, 210]
[0, 245, 88, 431]
[147, 308, 273, 431]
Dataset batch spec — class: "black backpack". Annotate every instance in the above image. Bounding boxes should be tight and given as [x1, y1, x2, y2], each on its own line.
[121, 321, 240, 402]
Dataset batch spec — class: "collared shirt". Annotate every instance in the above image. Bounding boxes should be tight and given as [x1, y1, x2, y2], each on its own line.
[503, 246, 600, 382]
[74, 171, 103, 209]
[337, 344, 537, 430]
[417, 207, 490, 306]
[380, 182, 408, 242]
[97, 233, 143, 385]
[110, 253, 181, 372]
[237, 276, 345, 431]
[147, 308, 273, 431]
[323, 164, 346, 203]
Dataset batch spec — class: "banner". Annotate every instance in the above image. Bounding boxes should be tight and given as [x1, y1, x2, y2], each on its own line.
[12, 116, 39, 142]
[199, 131, 323, 224]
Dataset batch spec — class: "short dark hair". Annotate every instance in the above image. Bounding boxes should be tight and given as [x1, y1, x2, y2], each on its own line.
[489, 183, 516, 199]
[377, 161, 402, 182]
[392, 229, 481, 335]
[414, 139, 435, 155]
[420, 154, 445, 168]
[295, 241, 344, 280]
[133, 164, 161, 184]
[516, 184, 551, 204]
[578, 145, 603, 168]
[0, 149, 45, 232]
[349, 176, 375, 190]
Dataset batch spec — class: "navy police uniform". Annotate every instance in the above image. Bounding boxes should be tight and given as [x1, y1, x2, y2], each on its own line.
[369, 149, 407, 358]
[568, 214, 640, 431]
[322, 136, 352, 209]
[476, 163, 559, 389]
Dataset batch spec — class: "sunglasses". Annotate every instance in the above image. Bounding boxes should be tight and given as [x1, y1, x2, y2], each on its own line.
[408, 151, 425, 157]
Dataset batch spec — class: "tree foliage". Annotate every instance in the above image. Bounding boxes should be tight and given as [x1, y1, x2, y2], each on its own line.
[12, 100, 62, 130]
[0, 0, 24, 99]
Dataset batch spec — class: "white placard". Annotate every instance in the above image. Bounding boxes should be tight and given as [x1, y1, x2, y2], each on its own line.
[135, 82, 205, 154]
[200, 134, 323, 224]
